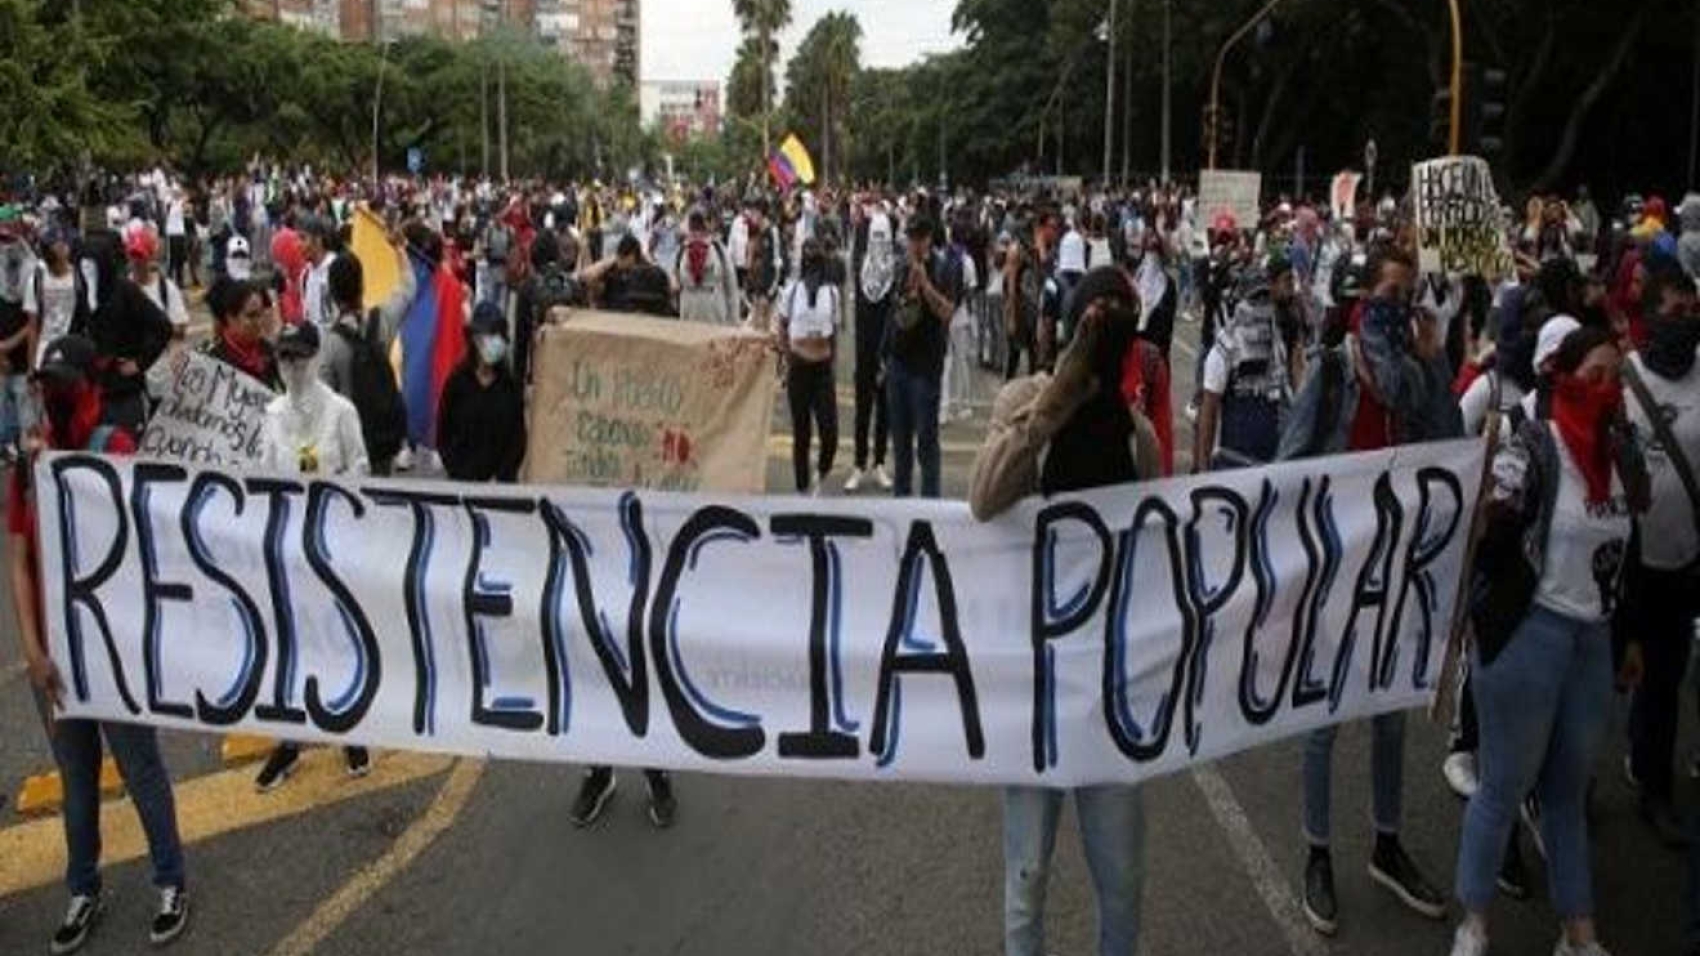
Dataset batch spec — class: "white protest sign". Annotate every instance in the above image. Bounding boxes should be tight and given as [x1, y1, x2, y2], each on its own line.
[36, 441, 1482, 787]
[1330, 171, 1363, 223]
[1198, 170, 1262, 230]
[1412, 156, 1514, 279]
[139, 351, 274, 467]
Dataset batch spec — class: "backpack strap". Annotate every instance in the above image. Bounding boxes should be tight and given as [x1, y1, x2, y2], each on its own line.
[86, 424, 118, 452]
[1624, 359, 1700, 541]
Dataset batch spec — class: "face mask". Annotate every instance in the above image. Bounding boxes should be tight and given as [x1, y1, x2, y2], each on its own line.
[1553, 373, 1622, 425]
[1645, 316, 1700, 379]
[477, 335, 508, 367]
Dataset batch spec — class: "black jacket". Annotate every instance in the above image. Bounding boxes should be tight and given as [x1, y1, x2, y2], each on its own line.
[70, 231, 172, 398]
[436, 364, 527, 483]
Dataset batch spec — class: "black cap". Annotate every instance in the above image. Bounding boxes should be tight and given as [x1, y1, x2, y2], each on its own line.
[276, 321, 321, 359]
[33, 335, 97, 385]
[469, 301, 506, 337]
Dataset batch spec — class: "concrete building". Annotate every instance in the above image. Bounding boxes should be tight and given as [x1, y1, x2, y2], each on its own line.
[244, 0, 342, 36]
[640, 81, 721, 141]
[536, 0, 639, 88]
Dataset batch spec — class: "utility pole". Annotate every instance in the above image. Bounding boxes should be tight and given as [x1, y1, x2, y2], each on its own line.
[760, 24, 772, 160]
[1446, 0, 1463, 154]
[481, 56, 490, 178]
[1103, 0, 1118, 187]
[499, 55, 509, 181]
[372, 39, 393, 183]
[1209, 0, 1289, 169]
[1121, 42, 1132, 186]
[1160, 0, 1172, 184]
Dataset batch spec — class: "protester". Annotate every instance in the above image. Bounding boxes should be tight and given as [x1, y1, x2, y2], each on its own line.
[28, 223, 79, 370]
[300, 214, 339, 328]
[202, 277, 282, 390]
[437, 302, 526, 483]
[1451, 324, 1647, 956]
[940, 213, 980, 424]
[11, 334, 190, 952]
[885, 216, 959, 499]
[1278, 246, 1458, 935]
[126, 224, 191, 405]
[674, 209, 740, 326]
[849, 198, 896, 492]
[970, 265, 1161, 956]
[0, 210, 39, 460]
[775, 238, 841, 494]
[251, 320, 373, 792]
[1619, 256, 1700, 847]
[1005, 208, 1061, 378]
[69, 229, 173, 431]
[320, 243, 416, 474]
[1194, 258, 1295, 471]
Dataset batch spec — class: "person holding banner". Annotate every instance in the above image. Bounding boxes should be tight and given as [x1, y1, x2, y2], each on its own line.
[10, 334, 191, 952]
[202, 276, 282, 391]
[436, 302, 526, 484]
[251, 320, 373, 792]
[1451, 324, 1648, 956]
[1278, 246, 1458, 936]
[970, 266, 1160, 956]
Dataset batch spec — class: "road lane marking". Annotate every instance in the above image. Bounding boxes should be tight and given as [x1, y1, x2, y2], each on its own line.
[1190, 766, 1328, 956]
[0, 749, 453, 899]
[267, 758, 485, 956]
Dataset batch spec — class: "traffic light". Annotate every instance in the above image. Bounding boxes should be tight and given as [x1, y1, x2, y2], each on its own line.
[1467, 64, 1508, 158]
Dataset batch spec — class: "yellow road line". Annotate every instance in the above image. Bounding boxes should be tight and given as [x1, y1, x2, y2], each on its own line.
[267, 758, 485, 956]
[0, 749, 453, 899]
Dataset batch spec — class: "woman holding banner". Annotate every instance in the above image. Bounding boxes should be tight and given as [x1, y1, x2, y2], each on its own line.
[201, 277, 282, 392]
[1450, 324, 1648, 956]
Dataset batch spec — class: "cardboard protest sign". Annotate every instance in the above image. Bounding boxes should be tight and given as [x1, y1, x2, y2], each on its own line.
[139, 350, 273, 467]
[524, 312, 776, 493]
[37, 440, 1482, 786]
[1331, 171, 1363, 222]
[351, 206, 402, 312]
[1198, 170, 1262, 230]
[1412, 156, 1514, 279]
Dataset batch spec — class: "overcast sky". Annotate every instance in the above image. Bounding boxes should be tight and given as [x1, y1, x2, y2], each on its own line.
[641, 0, 962, 86]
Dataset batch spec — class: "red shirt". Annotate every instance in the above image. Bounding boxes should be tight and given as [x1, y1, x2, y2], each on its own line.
[1119, 341, 1175, 476]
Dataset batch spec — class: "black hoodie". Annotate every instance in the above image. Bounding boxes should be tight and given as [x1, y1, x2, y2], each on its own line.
[70, 230, 173, 400]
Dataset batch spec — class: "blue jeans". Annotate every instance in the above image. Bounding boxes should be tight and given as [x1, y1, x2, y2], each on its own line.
[1456, 605, 1611, 918]
[1004, 785, 1146, 956]
[1302, 711, 1406, 845]
[885, 360, 941, 499]
[0, 372, 28, 448]
[36, 689, 186, 895]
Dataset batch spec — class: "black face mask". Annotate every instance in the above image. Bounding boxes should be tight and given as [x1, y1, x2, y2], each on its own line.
[1644, 316, 1700, 379]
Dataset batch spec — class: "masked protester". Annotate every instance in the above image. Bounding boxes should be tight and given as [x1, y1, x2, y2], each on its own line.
[1277, 245, 1460, 936]
[1194, 258, 1296, 471]
[1451, 324, 1648, 956]
[884, 216, 961, 499]
[10, 335, 191, 953]
[68, 229, 174, 431]
[849, 197, 898, 491]
[437, 302, 526, 483]
[776, 238, 841, 494]
[251, 321, 372, 792]
[202, 277, 281, 391]
[1618, 257, 1700, 848]
[969, 265, 1160, 956]
[674, 209, 740, 326]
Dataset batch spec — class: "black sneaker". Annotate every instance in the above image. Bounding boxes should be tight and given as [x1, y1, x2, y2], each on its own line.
[1303, 851, 1338, 936]
[1369, 836, 1447, 920]
[1640, 796, 1691, 849]
[1496, 835, 1529, 900]
[345, 747, 371, 779]
[569, 768, 616, 828]
[646, 771, 677, 829]
[149, 886, 188, 947]
[51, 893, 102, 955]
[254, 745, 300, 793]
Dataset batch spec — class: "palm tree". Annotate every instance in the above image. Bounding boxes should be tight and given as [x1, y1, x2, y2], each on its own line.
[817, 13, 861, 184]
[730, 0, 791, 157]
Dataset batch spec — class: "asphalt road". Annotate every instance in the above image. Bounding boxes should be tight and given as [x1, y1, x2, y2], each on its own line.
[0, 304, 1690, 956]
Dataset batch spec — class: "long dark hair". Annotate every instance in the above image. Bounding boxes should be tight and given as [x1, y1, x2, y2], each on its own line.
[800, 238, 827, 309]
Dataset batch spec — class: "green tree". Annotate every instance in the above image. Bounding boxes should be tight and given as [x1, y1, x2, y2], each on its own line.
[782, 12, 861, 185]
[731, 0, 791, 158]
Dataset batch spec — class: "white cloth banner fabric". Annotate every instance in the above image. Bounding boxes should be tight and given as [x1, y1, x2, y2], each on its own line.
[35, 440, 1483, 787]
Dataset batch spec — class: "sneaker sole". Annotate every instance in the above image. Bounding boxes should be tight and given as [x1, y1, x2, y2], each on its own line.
[346, 763, 372, 780]
[1301, 898, 1337, 937]
[253, 763, 296, 794]
[1368, 863, 1447, 919]
[570, 779, 617, 828]
[149, 904, 189, 947]
[51, 899, 104, 956]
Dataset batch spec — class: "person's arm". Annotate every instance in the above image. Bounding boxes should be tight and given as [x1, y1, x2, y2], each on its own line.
[1193, 390, 1222, 475]
[12, 528, 62, 710]
[914, 257, 955, 325]
[339, 402, 370, 477]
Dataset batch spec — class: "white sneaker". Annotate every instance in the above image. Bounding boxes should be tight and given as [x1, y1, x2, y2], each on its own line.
[874, 465, 893, 490]
[810, 473, 829, 498]
[1185, 400, 1199, 423]
[1442, 751, 1480, 800]
[1450, 924, 1488, 956]
[844, 468, 865, 493]
[393, 446, 415, 472]
[1553, 939, 1611, 956]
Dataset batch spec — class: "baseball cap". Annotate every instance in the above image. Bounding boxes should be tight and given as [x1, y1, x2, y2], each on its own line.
[1534, 315, 1582, 371]
[33, 335, 97, 386]
[469, 301, 506, 337]
[275, 321, 321, 360]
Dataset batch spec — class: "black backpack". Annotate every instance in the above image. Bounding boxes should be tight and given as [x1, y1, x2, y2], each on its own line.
[334, 310, 407, 465]
[617, 265, 676, 317]
[533, 264, 585, 319]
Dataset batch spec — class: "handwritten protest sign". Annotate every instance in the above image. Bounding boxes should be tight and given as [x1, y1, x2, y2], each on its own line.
[37, 440, 1482, 786]
[524, 312, 776, 493]
[139, 350, 273, 467]
[1331, 171, 1362, 222]
[1198, 170, 1262, 229]
[1412, 156, 1514, 279]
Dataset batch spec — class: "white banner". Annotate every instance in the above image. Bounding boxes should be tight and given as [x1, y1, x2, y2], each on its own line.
[36, 441, 1482, 787]
[139, 351, 273, 468]
[1198, 170, 1263, 230]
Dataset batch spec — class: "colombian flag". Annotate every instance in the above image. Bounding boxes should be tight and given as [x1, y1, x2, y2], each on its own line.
[767, 134, 817, 189]
[395, 252, 466, 448]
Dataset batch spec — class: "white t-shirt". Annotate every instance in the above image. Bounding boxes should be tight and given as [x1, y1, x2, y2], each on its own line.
[1087, 237, 1113, 271]
[165, 200, 186, 238]
[1459, 371, 1527, 438]
[1202, 345, 1229, 395]
[304, 253, 337, 328]
[27, 267, 77, 366]
[1624, 352, 1700, 569]
[1535, 423, 1631, 622]
[951, 255, 979, 330]
[1058, 229, 1087, 274]
[779, 279, 840, 341]
[263, 384, 370, 477]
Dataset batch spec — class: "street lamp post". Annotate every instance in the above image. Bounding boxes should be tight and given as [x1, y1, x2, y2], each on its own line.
[1208, 0, 1289, 170]
[1446, 0, 1463, 155]
[1102, 0, 1118, 187]
[1160, 0, 1172, 184]
[372, 38, 394, 184]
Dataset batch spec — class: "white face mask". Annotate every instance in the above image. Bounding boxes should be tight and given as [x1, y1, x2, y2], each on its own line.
[477, 335, 508, 367]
